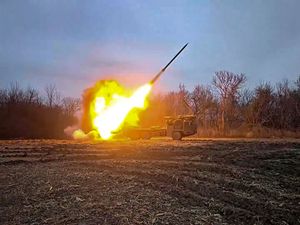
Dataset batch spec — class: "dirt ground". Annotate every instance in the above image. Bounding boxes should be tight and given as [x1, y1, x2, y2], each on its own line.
[0, 138, 299, 225]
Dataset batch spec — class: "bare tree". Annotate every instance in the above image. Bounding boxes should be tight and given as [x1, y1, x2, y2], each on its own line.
[164, 91, 178, 116]
[292, 76, 300, 129]
[178, 83, 191, 115]
[190, 85, 216, 128]
[295, 75, 300, 91]
[0, 89, 8, 106]
[7, 82, 24, 104]
[274, 80, 291, 129]
[24, 87, 41, 105]
[163, 84, 190, 116]
[61, 97, 81, 116]
[212, 71, 246, 133]
[239, 89, 254, 124]
[250, 83, 275, 127]
[45, 84, 61, 107]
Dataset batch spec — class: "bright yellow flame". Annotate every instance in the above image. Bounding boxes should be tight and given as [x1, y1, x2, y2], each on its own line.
[90, 82, 152, 139]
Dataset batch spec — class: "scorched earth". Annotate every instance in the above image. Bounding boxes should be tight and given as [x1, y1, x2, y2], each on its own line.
[0, 139, 299, 225]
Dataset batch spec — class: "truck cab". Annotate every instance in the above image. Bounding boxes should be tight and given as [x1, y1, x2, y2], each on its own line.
[165, 115, 197, 140]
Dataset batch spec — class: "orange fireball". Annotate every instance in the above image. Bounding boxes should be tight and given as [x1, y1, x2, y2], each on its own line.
[74, 80, 152, 140]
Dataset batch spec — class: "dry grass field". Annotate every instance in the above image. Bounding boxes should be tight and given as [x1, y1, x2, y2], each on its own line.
[0, 139, 299, 225]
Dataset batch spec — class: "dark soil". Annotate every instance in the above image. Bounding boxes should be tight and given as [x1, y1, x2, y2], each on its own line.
[0, 138, 299, 225]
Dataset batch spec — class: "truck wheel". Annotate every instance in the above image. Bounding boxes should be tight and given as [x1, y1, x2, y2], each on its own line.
[172, 131, 182, 140]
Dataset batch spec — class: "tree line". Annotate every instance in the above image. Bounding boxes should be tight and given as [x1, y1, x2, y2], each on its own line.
[140, 71, 300, 137]
[0, 83, 80, 139]
[1, 71, 299, 139]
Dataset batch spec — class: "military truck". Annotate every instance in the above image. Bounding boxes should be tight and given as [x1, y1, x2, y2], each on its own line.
[121, 115, 197, 140]
[165, 115, 197, 140]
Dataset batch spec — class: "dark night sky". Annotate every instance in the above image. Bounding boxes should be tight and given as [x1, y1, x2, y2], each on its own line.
[0, 0, 299, 97]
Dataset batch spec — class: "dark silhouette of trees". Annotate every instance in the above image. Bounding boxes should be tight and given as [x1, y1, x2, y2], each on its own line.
[212, 71, 246, 133]
[162, 84, 190, 117]
[45, 84, 61, 108]
[248, 83, 275, 127]
[190, 85, 217, 129]
[1, 73, 299, 139]
[61, 97, 81, 117]
[0, 83, 79, 139]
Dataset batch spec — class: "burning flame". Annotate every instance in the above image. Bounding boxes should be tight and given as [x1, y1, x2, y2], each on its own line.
[74, 80, 152, 140]
[91, 83, 151, 139]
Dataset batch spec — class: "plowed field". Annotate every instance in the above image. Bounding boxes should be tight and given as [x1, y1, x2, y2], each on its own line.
[0, 139, 299, 225]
